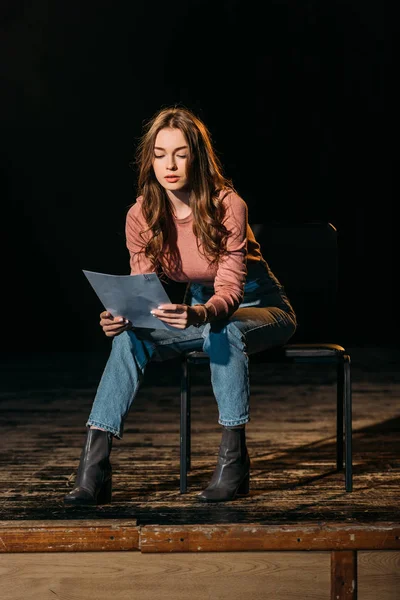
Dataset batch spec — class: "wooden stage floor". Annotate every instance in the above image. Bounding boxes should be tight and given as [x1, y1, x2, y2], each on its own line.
[0, 346, 399, 527]
[1, 347, 399, 599]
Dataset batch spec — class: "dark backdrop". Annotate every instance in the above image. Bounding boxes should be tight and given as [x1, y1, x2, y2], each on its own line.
[1, 1, 390, 352]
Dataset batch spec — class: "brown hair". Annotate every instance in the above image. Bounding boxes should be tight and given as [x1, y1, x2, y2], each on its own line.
[130, 105, 235, 275]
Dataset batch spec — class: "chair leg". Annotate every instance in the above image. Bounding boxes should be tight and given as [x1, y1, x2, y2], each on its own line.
[336, 361, 344, 471]
[180, 356, 191, 493]
[186, 363, 192, 472]
[344, 354, 353, 492]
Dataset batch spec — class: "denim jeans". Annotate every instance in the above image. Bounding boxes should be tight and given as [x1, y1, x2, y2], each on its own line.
[86, 261, 297, 438]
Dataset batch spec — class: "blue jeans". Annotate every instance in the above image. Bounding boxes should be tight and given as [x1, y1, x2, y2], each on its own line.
[86, 261, 297, 438]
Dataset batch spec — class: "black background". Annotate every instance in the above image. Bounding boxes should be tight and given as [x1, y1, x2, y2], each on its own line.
[1, 1, 390, 352]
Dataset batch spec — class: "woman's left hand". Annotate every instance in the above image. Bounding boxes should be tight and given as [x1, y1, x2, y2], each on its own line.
[150, 304, 204, 329]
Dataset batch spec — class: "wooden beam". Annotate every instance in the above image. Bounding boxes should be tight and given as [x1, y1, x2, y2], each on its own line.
[331, 551, 357, 600]
[1, 520, 399, 555]
[140, 522, 400, 553]
[0, 520, 140, 553]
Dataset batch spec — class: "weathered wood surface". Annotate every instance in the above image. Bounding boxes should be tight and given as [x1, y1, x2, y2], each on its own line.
[0, 519, 139, 552]
[139, 522, 400, 553]
[331, 551, 357, 599]
[0, 347, 399, 526]
[0, 520, 399, 554]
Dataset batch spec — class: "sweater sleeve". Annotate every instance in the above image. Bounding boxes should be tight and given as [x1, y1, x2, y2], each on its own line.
[205, 192, 248, 320]
[125, 199, 155, 275]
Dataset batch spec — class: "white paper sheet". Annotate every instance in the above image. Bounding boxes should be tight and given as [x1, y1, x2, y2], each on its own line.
[82, 270, 176, 330]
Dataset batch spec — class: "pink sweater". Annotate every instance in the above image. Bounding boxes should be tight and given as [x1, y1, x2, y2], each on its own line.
[125, 190, 265, 320]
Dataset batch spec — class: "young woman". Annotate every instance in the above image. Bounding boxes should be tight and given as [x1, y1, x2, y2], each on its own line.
[64, 106, 297, 506]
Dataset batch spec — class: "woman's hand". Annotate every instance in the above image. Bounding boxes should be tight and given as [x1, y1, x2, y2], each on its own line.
[150, 304, 205, 329]
[100, 311, 132, 337]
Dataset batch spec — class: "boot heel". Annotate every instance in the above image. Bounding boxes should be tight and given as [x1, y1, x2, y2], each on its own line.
[237, 473, 250, 495]
[96, 478, 112, 504]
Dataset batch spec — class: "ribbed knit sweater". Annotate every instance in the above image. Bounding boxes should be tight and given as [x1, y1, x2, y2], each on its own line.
[125, 189, 266, 320]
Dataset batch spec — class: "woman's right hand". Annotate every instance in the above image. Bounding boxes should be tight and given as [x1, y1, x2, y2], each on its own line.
[100, 311, 132, 337]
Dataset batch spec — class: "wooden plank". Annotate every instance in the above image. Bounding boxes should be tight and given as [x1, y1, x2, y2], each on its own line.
[331, 551, 357, 600]
[358, 551, 400, 600]
[2, 550, 400, 600]
[0, 519, 139, 553]
[1, 520, 399, 554]
[0, 551, 331, 600]
[140, 522, 400, 553]
[0, 519, 137, 528]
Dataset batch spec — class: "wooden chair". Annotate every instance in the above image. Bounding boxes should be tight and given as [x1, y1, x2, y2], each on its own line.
[179, 222, 352, 493]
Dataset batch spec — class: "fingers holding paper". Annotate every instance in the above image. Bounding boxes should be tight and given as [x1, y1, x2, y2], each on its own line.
[100, 311, 132, 337]
[151, 304, 203, 329]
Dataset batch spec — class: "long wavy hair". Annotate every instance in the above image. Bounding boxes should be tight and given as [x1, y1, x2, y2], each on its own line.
[131, 106, 236, 275]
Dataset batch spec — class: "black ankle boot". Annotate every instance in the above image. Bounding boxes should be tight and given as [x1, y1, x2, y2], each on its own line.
[197, 426, 250, 502]
[64, 428, 113, 506]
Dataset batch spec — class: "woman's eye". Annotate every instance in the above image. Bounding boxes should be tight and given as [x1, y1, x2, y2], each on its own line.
[153, 154, 187, 159]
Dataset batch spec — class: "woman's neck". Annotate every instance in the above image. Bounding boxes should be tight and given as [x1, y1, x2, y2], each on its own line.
[167, 189, 192, 217]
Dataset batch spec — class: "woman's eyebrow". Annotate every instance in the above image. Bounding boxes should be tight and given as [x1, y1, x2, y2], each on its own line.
[154, 145, 188, 151]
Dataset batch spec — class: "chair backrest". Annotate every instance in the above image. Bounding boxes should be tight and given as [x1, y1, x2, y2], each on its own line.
[251, 222, 338, 343]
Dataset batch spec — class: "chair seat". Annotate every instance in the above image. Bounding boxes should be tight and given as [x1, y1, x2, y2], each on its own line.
[184, 343, 346, 363]
[283, 343, 345, 358]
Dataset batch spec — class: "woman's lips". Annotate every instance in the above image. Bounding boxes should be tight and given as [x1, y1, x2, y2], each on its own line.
[165, 176, 180, 181]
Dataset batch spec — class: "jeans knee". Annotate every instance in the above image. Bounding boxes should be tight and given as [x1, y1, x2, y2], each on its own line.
[203, 321, 246, 357]
[111, 330, 132, 354]
[225, 321, 246, 347]
[114, 330, 155, 373]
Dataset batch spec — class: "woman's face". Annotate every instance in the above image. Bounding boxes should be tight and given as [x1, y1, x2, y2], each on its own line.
[152, 127, 190, 193]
